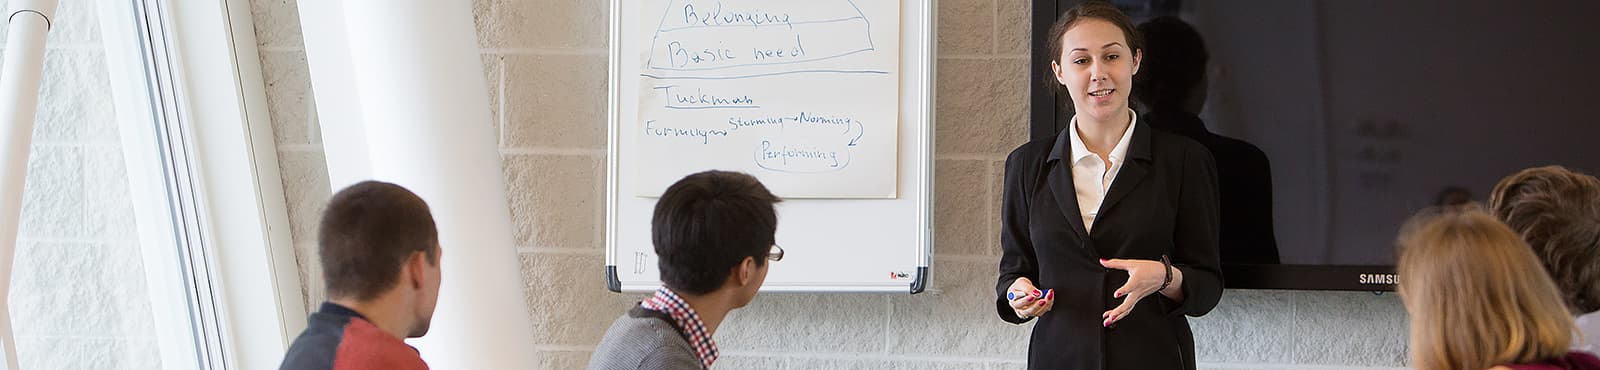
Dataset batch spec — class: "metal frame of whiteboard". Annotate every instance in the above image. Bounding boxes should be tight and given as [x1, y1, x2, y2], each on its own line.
[605, 1, 936, 293]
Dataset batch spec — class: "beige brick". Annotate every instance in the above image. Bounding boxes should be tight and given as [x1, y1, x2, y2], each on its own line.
[472, 0, 490, 44]
[988, 362, 1028, 370]
[938, 0, 995, 55]
[594, 153, 609, 247]
[935, 159, 993, 256]
[503, 54, 607, 150]
[261, 51, 313, 145]
[714, 355, 785, 369]
[276, 149, 331, 246]
[1196, 365, 1289, 370]
[716, 294, 884, 353]
[1291, 291, 1409, 366]
[294, 242, 326, 313]
[249, 0, 304, 49]
[1189, 290, 1296, 364]
[989, 160, 1006, 256]
[477, 0, 608, 49]
[996, 0, 1032, 55]
[935, 58, 1030, 156]
[887, 257, 1027, 357]
[520, 252, 649, 346]
[503, 154, 602, 249]
[482, 53, 504, 145]
[784, 358, 991, 370]
[307, 90, 322, 144]
[534, 350, 593, 370]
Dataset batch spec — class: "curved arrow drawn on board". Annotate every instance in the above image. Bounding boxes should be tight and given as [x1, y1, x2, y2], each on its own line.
[848, 119, 863, 146]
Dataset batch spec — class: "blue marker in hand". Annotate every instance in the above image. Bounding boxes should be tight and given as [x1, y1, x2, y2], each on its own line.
[1008, 289, 1053, 301]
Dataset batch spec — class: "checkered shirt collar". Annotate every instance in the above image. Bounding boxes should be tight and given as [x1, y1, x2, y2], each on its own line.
[639, 287, 718, 369]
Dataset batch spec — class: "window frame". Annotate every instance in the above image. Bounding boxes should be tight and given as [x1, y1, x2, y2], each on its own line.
[105, 0, 307, 369]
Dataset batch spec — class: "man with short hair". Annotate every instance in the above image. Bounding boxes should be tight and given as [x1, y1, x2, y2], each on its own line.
[1489, 165, 1600, 354]
[587, 170, 784, 370]
[279, 181, 443, 370]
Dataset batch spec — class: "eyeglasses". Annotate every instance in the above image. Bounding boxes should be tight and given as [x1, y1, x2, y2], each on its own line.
[768, 244, 784, 262]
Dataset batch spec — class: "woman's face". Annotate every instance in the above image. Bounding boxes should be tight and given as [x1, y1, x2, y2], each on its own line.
[1053, 18, 1141, 123]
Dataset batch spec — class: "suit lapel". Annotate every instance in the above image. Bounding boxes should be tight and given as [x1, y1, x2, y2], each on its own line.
[1047, 159, 1092, 243]
[1095, 123, 1153, 233]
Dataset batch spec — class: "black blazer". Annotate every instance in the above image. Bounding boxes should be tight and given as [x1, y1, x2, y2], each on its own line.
[995, 121, 1223, 370]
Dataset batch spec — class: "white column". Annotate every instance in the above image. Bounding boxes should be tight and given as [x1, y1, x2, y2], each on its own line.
[0, 1, 58, 369]
[299, 1, 538, 368]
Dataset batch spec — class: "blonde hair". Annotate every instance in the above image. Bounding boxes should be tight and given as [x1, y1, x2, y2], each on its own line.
[1397, 207, 1575, 370]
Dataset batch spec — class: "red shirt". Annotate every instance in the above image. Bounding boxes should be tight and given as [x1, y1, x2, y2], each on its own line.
[279, 302, 429, 370]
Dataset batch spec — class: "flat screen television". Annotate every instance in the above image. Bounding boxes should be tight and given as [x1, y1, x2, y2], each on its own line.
[1028, 0, 1600, 290]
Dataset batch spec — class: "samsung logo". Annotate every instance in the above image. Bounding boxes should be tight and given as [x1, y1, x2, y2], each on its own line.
[1359, 273, 1397, 285]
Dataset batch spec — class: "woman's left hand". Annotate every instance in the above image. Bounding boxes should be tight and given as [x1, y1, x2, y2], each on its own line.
[1098, 258, 1171, 327]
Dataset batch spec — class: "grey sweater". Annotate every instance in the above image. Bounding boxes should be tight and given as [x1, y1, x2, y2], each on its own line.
[587, 306, 704, 370]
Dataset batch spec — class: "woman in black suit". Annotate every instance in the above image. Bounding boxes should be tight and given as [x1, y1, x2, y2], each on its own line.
[994, 2, 1223, 370]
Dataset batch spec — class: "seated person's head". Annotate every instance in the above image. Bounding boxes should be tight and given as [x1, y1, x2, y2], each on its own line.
[319, 181, 443, 338]
[1132, 16, 1209, 113]
[653, 171, 781, 305]
[1489, 165, 1600, 314]
[1397, 207, 1575, 370]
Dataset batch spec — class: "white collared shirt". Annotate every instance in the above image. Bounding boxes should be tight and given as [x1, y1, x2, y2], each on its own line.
[1068, 112, 1137, 232]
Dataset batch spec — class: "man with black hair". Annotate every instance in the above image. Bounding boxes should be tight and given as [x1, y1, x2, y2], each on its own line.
[587, 170, 783, 370]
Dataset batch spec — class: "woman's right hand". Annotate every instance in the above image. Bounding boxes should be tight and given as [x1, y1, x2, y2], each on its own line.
[1008, 278, 1055, 319]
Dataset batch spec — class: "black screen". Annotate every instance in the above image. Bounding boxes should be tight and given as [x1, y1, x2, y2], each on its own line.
[1033, 0, 1600, 282]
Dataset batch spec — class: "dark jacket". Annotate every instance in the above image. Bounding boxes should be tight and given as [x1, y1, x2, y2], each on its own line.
[996, 121, 1224, 370]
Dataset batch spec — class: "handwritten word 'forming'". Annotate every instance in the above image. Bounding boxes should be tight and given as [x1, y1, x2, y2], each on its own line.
[644, 120, 729, 144]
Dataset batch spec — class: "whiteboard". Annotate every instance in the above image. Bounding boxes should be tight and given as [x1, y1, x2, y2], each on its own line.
[606, 0, 935, 293]
[634, 0, 900, 198]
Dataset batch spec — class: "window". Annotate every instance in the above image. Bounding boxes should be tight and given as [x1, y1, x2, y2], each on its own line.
[5, 1, 303, 369]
